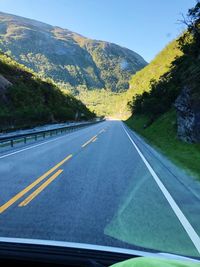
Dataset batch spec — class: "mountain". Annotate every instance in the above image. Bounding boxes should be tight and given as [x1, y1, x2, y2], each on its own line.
[0, 52, 95, 131]
[125, 2, 200, 178]
[99, 37, 183, 119]
[127, 30, 200, 143]
[0, 12, 147, 93]
[128, 39, 182, 97]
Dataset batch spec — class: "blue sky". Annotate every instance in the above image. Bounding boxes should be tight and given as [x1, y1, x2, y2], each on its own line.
[0, 0, 197, 62]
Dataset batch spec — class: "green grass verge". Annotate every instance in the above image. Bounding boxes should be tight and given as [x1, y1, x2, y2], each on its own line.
[125, 109, 200, 181]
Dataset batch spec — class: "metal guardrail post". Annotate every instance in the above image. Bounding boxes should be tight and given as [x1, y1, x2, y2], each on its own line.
[0, 120, 104, 149]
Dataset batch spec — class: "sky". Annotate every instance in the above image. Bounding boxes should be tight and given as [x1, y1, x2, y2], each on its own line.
[0, 0, 197, 62]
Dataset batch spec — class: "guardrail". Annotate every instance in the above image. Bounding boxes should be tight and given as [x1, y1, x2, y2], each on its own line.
[0, 120, 104, 149]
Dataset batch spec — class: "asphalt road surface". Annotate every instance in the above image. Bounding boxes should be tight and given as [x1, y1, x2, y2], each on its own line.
[0, 120, 200, 258]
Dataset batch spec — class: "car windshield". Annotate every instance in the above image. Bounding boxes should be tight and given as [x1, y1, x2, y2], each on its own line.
[0, 0, 200, 262]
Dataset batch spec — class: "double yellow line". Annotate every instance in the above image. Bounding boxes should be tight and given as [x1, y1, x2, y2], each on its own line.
[0, 128, 106, 213]
[19, 169, 63, 207]
[81, 128, 106, 148]
[0, 154, 72, 213]
[81, 135, 97, 148]
[99, 129, 105, 134]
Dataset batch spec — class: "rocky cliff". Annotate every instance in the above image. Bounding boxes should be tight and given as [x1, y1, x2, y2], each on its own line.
[175, 86, 200, 143]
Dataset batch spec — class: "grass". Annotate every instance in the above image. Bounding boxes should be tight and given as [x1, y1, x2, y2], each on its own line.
[125, 109, 200, 181]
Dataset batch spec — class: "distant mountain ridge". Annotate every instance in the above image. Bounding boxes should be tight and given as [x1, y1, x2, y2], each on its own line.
[0, 11, 147, 93]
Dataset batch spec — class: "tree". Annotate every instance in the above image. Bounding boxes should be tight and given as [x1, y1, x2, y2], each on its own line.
[179, 1, 200, 55]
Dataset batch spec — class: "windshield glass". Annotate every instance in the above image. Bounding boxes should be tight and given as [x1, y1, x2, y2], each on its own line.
[0, 0, 200, 261]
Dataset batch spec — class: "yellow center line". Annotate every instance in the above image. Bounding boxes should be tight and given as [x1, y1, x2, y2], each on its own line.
[0, 154, 72, 213]
[99, 129, 105, 134]
[19, 169, 63, 207]
[81, 135, 97, 148]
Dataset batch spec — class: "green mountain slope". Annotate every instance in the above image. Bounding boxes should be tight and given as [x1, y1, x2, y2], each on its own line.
[100, 37, 182, 118]
[126, 38, 182, 100]
[0, 53, 95, 131]
[75, 38, 183, 119]
[0, 12, 147, 93]
[125, 2, 200, 178]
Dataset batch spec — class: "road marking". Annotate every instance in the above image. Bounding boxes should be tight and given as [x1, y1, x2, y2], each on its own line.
[81, 135, 97, 148]
[0, 122, 105, 159]
[92, 137, 97, 143]
[122, 123, 200, 254]
[0, 154, 72, 213]
[0, 134, 70, 159]
[99, 129, 105, 134]
[19, 169, 63, 207]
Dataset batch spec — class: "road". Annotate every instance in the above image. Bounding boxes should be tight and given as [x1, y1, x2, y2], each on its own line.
[0, 120, 200, 258]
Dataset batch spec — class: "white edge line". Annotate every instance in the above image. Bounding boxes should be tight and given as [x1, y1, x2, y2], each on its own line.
[122, 122, 200, 254]
[0, 134, 69, 159]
